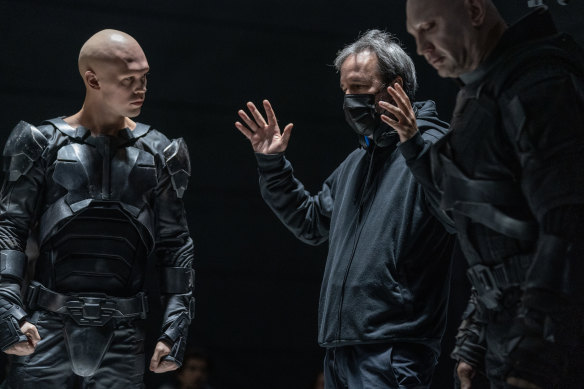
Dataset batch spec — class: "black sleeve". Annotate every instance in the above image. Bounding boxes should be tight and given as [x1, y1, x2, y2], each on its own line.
[256, 153, 335, 246]
[0, 121, 48, 350]
[154, 138, 195, 367]
[398, 129, 456, 233]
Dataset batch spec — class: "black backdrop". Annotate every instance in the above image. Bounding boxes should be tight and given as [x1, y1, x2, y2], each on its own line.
[0, 1, 582, 388]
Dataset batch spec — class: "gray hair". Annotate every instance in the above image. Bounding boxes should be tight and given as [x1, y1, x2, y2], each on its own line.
[334, 30, 418, 100]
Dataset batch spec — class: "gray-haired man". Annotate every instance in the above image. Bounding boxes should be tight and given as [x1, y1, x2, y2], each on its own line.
[235, 30, 455, 388]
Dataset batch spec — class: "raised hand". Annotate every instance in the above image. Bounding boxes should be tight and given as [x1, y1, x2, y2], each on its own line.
[378, 83, 418, 143]
[4, 321, 41, 356]
[235, 99, 293, 154]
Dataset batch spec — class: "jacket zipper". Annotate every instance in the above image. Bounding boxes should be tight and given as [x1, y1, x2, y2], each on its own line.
[335, 145, 377, 342]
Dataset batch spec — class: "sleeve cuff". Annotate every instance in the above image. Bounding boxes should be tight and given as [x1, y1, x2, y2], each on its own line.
[255, 152, 286, 173]
[398, 131, 425, 161]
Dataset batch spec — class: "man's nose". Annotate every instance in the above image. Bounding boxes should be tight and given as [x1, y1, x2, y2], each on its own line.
[416, 35, 432, 56]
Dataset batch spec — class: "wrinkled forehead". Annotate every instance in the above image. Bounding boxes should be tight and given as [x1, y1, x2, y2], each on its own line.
[406, 0, 447, 28]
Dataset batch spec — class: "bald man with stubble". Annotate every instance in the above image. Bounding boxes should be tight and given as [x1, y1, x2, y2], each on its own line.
[379, 0, 584, 388]
[0, 29, 195, 388]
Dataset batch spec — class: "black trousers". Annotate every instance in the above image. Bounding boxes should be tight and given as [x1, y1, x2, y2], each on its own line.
[323, 342, 439, 389]
[5, 310, 145, 389]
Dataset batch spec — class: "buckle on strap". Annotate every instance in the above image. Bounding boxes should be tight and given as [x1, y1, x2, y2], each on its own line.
[65, 296, 118, 326]
[25, 283, 149, 326]
[467, 256, 531, 310]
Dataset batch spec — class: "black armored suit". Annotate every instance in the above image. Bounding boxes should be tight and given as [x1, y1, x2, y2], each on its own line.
[432, 8, 584, 389]
[0, 117, 194, 387]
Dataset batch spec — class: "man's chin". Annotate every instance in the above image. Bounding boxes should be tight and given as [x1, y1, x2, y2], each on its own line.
[126, 108, 141, 118]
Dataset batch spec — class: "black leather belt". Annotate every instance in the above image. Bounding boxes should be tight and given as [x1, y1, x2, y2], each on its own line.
[26, 282, 149, 326]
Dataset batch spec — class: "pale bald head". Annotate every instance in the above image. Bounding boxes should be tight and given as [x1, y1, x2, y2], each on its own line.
[78, 29, 146, 76]
[406, 0, 506, 78]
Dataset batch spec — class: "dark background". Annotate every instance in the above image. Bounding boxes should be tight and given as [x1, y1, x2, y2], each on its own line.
[0, 1, 582, 388]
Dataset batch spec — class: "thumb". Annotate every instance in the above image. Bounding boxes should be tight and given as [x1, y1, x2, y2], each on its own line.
[281, 123, 293, 146]
[149, 348, 161, 371]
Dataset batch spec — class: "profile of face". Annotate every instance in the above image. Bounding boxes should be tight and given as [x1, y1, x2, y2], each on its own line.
[177, 357, 209, 389]
[406, 0, 475, 78]
[85, 33, 149, 119]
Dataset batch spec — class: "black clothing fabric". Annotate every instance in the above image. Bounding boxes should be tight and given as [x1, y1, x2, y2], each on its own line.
[0, 118, 195, 386]
[432, 7, 584, 388]
[6, 311, 146, 389]
[323, 342, 438, 389]
[256, 100, 454, 350]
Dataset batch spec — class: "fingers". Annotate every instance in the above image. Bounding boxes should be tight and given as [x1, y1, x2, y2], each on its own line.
[506, 377, 543, 389]
[149, 341, 174, 373]
[247, 101, 268, 128]
[153, 359, 179, 373]
[263, 99, 278, 126]
[237, 109, 259, 132]
[22, 323, 41, 348]
[378, 101, 402, 124]
[4, 340, 36, 356]
[234, 121, 253, 140]
[281, 123, 294, 147]
[457, 361, 476, 389]
[4, 322, 42, 356]
[387, 82, 411, 111]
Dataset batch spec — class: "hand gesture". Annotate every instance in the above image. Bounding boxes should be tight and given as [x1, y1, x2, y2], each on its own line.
[3, 321, 41, 356]
[149, 340, 179, 373]
[378, 83, 418, 143]
[235, 100, 293, 154]
[457, 361, 476, 389]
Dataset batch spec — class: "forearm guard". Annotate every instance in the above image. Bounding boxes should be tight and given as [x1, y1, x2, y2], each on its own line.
[0, 250, 29, 351]
[158, 294, 195, 367]
[451, 291, 487, 370]
[157, 266, 195, 366]
[0, 303, 27, 351]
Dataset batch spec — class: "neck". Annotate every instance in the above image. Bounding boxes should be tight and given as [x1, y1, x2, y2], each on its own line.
[64, 96, 135, 136]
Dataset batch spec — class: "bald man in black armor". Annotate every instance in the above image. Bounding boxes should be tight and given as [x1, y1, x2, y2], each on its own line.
[399, 0, 584, 388]
[0, 29, 195, 388]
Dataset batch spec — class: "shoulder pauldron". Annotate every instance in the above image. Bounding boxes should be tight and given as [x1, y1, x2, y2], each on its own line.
[162, 138, 191, 198]
[3, 121, 49, 182]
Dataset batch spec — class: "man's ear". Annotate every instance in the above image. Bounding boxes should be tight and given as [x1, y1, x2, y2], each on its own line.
[391, 76, 403, 88]
[85, 70, 100, 90]
[465, 0, 487, 27]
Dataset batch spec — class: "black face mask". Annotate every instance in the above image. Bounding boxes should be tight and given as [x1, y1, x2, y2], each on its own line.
[343, 94, 398, 148]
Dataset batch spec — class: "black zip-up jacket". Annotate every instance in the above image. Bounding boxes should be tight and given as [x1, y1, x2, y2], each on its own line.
[256, 100, 455, 348]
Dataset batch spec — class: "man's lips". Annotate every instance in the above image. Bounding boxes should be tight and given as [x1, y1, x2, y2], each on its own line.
[428, 56, 444, 67]
[130, 100, 144, 106]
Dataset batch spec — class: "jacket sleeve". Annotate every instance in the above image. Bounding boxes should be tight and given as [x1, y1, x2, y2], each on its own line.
[501, 69, 584, 386]
[154, 137, 195, 367]
[256, 153, 335, 246]
[398, 124, 456, 233]
[0, 121, 48, 351]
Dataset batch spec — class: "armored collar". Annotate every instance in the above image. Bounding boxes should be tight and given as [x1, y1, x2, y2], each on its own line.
[43, 117, 151, 143]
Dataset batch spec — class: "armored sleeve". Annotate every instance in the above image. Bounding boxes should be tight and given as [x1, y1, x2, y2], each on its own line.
[256, 153, 334, 246]
[0, 121, 48, 351]
[154, 137, 195, 367]
[500, 64, 584, 386]
[450, 289, 487, 371]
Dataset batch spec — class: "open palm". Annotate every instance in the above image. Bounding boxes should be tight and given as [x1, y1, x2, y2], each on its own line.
[235, 99, 293, 154]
